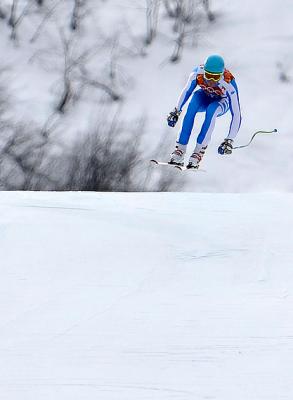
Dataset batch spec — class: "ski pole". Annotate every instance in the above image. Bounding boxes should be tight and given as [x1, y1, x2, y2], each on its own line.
[233, 129, 278, 150]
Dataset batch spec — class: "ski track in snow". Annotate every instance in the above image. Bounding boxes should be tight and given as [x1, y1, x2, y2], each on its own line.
[0, 192, 293, 400]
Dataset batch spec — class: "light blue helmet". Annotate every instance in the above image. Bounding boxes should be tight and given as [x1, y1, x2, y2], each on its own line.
[204, 55, 225, 74]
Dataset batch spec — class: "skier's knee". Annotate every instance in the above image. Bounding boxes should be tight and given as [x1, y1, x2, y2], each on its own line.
[207, 102, 221, 116]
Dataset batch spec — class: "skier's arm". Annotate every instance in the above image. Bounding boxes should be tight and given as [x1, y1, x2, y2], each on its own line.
[226, 79, 242, 140]
[176, 72, 197, 112]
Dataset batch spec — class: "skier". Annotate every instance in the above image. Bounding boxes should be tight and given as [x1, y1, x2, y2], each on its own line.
[167, 54, 241, 169]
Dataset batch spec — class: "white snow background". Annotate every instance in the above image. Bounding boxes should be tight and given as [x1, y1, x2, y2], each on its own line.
[1, 2, 293, 400]
[1, 191, 293, 399]
[0, 0, 292, 191]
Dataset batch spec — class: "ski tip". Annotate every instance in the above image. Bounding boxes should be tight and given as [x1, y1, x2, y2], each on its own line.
[274, 128, 278, 133]
[150, 159, 159, 164]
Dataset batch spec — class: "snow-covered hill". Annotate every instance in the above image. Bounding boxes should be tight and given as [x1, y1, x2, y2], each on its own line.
[0, 0, 292, 191]
[1, 191, 293, 399]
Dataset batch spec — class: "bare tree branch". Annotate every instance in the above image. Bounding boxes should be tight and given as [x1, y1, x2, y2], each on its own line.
[145, 0, 160, 45]
[202, 0, 215, 22]
[30, 0, 63, 43]
[8, 0, 32, 41]
[70, 0, 87, 31]
[79, 65, 122, 102]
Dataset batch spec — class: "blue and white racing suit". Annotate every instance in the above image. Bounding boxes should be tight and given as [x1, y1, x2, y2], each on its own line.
[176, 65, 241, 147]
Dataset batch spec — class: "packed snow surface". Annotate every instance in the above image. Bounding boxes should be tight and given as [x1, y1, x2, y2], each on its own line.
[1, 191, 293, 399]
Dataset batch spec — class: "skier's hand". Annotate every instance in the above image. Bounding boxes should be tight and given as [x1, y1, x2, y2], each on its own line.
[218, 138, 234, 155]
[167, 108, 181, 127]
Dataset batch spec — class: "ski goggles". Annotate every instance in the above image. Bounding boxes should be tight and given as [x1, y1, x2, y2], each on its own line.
[204, 70, 222, 82]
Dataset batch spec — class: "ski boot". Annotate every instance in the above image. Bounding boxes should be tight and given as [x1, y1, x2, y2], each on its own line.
[169, 143, 186, 166]
[186, 145, 207, 169]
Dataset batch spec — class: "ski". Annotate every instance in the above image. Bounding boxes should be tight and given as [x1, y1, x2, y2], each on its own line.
[150, 160, 205, 172]
[150, 159, 183, 168]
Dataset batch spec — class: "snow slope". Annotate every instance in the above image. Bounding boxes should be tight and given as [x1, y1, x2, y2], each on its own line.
[1, 191, 293, 399]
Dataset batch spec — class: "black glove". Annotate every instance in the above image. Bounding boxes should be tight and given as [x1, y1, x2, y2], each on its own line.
[167, 108, 181, 127]
[218, 138, 234, 155]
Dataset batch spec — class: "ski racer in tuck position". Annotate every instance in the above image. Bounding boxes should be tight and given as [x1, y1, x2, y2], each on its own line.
[167, 54, 242, 169]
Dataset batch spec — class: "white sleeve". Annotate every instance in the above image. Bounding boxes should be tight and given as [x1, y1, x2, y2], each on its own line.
[226, 83, 241, 140]
[176, 71, 198, 111]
